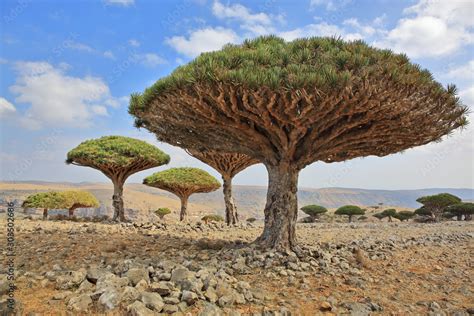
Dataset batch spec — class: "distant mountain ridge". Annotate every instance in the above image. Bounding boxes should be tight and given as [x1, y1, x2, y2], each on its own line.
[1, 181, 472, 214]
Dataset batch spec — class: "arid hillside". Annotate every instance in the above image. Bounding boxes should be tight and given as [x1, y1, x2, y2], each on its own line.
[1, 181, 472, 221]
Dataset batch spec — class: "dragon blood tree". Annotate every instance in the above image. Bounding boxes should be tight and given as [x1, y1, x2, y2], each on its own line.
[62, 190, 100, 217]
[186, 149, 258, 225]
[66, 136, 170, 221]
[22, 191, 66, 219]
[22, 190, 99, 219]
[129, 36, 468, 251]
[143, 167, 220, 221]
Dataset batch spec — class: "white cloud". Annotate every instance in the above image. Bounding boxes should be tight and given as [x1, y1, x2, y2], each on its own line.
[0, 58, 8, 64]
[103, 50, 115, 59]
[128, 39, 140, 47]
[9, 62, 120, 129]
[279, 22, 345, 41]
[104, 0, 134, 6]
[166, 27, 240, 58]
[376, 0, 473, 58]
[212, 0, 275, 35]
[446, 60, 474, 80]
[132, 53, 167, 67]
[310, 0, 351, 11]
[460, 86, 474, 106]
[66, 41, 95, 53]
[0, 97, 16, 118]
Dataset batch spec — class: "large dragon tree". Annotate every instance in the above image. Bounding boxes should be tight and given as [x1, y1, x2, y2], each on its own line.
[186, 149, 258, 225]
[66, 136, 170, 221]
[143, 167, 220, 221]
[130, 36, 468, 252]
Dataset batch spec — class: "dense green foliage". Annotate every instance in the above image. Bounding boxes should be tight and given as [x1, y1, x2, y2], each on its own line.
[335, 205, 365, 216]
[416, 193, 461, 210]
[130, 36, 466, 117]
[154, 207, 171, 219]
[22, 192, 66, 209]
[201, 214, 224, 222]
[22, 191, 99, 210]
[393, 210, 415, 221]
[300, 205, 328, 217]
[444, 203, 474, 217]
[143, 167, 221, 193]
[381, 209, 397, 217]
[373, 213, 385, 220]
[66, 136, 170, 166]
[414, 206, 431, 216]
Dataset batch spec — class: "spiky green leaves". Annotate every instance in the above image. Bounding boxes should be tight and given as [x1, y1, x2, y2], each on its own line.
[381, 208, 397, 217]
[300, 205, 328, 217]
[66, 136, 170, 169]
[154, 207, 171, 218]
[129, 36, 467, 119]
[22, 191, 99, 210]
[143, 167, 221, 197]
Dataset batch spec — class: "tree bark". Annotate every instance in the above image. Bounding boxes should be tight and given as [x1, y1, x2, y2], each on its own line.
[223, 175, 238, 226]
[43, 208, 48, 220]
[68, 208, 74, 218]
[348, 215, 353, 222]
[180, 196, 189, 221]
[254, 163, 299, 252]
[112, 180, 126, 222]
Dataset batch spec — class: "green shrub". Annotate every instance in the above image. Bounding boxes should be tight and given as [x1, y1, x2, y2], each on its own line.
[381, 208, 397, 222]
[393, 210, 415, 221]
[416, 193, 461, 220]
[373, 213, 385, 221]
[154, 207, 172, 219]
[201, 215, 224, 223]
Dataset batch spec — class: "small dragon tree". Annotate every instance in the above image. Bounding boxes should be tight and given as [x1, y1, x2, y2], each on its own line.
[62, 191, 100, 217]
[335, 205, 365, 222]
[186, 149, 258, 225]
[444, 202, 474, 221]
[22, 192, 65, 219]
[154, 207, 171, 220]
[416, 193, 461, 221]
[22, 191, 99, 219]
[130, 36, 468, 252]
[66, 136, 170, 222]
[143, 167, 220, 221]
[392, 210, 415, 222]
[300, 205, 327, 221]
[381, 208, 397, 222]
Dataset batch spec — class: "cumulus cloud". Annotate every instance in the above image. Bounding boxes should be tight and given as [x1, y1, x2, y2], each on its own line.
[9, 61, 121, 129]
[375, 0, 473, 58]
[0, 97, 16, 118]
[128, 39, 140, 47]
[103, 0, 134, 6]
[103, 50, 115, 59]
[132, 53, 167, 67]
[212, 0, 276, 35]
[459, 86, 474, 106]
[310, 0, 351, 11]
[446, 60, 474, 80]
[166, 27, 240, 58]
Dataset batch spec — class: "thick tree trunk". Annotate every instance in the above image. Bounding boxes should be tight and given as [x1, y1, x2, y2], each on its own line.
[223, 175, 238, 226]
[112, 180, 125, 222]
[180, 196, 189, 221]
[68, 208, 74, 218]
[254, 163, 299, 252]
[388, 216, 392, 222]
[348, 215, 353, 222]
[465, 214, 472, 221]
[43, 208, 48, 220]
[456, 214, 462, 221]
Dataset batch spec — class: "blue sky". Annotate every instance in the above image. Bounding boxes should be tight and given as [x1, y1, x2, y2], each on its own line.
[0, 0, 473, 189]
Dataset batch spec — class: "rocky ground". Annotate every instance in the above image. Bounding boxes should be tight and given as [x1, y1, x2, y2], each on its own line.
[0, 215, 473, 315]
